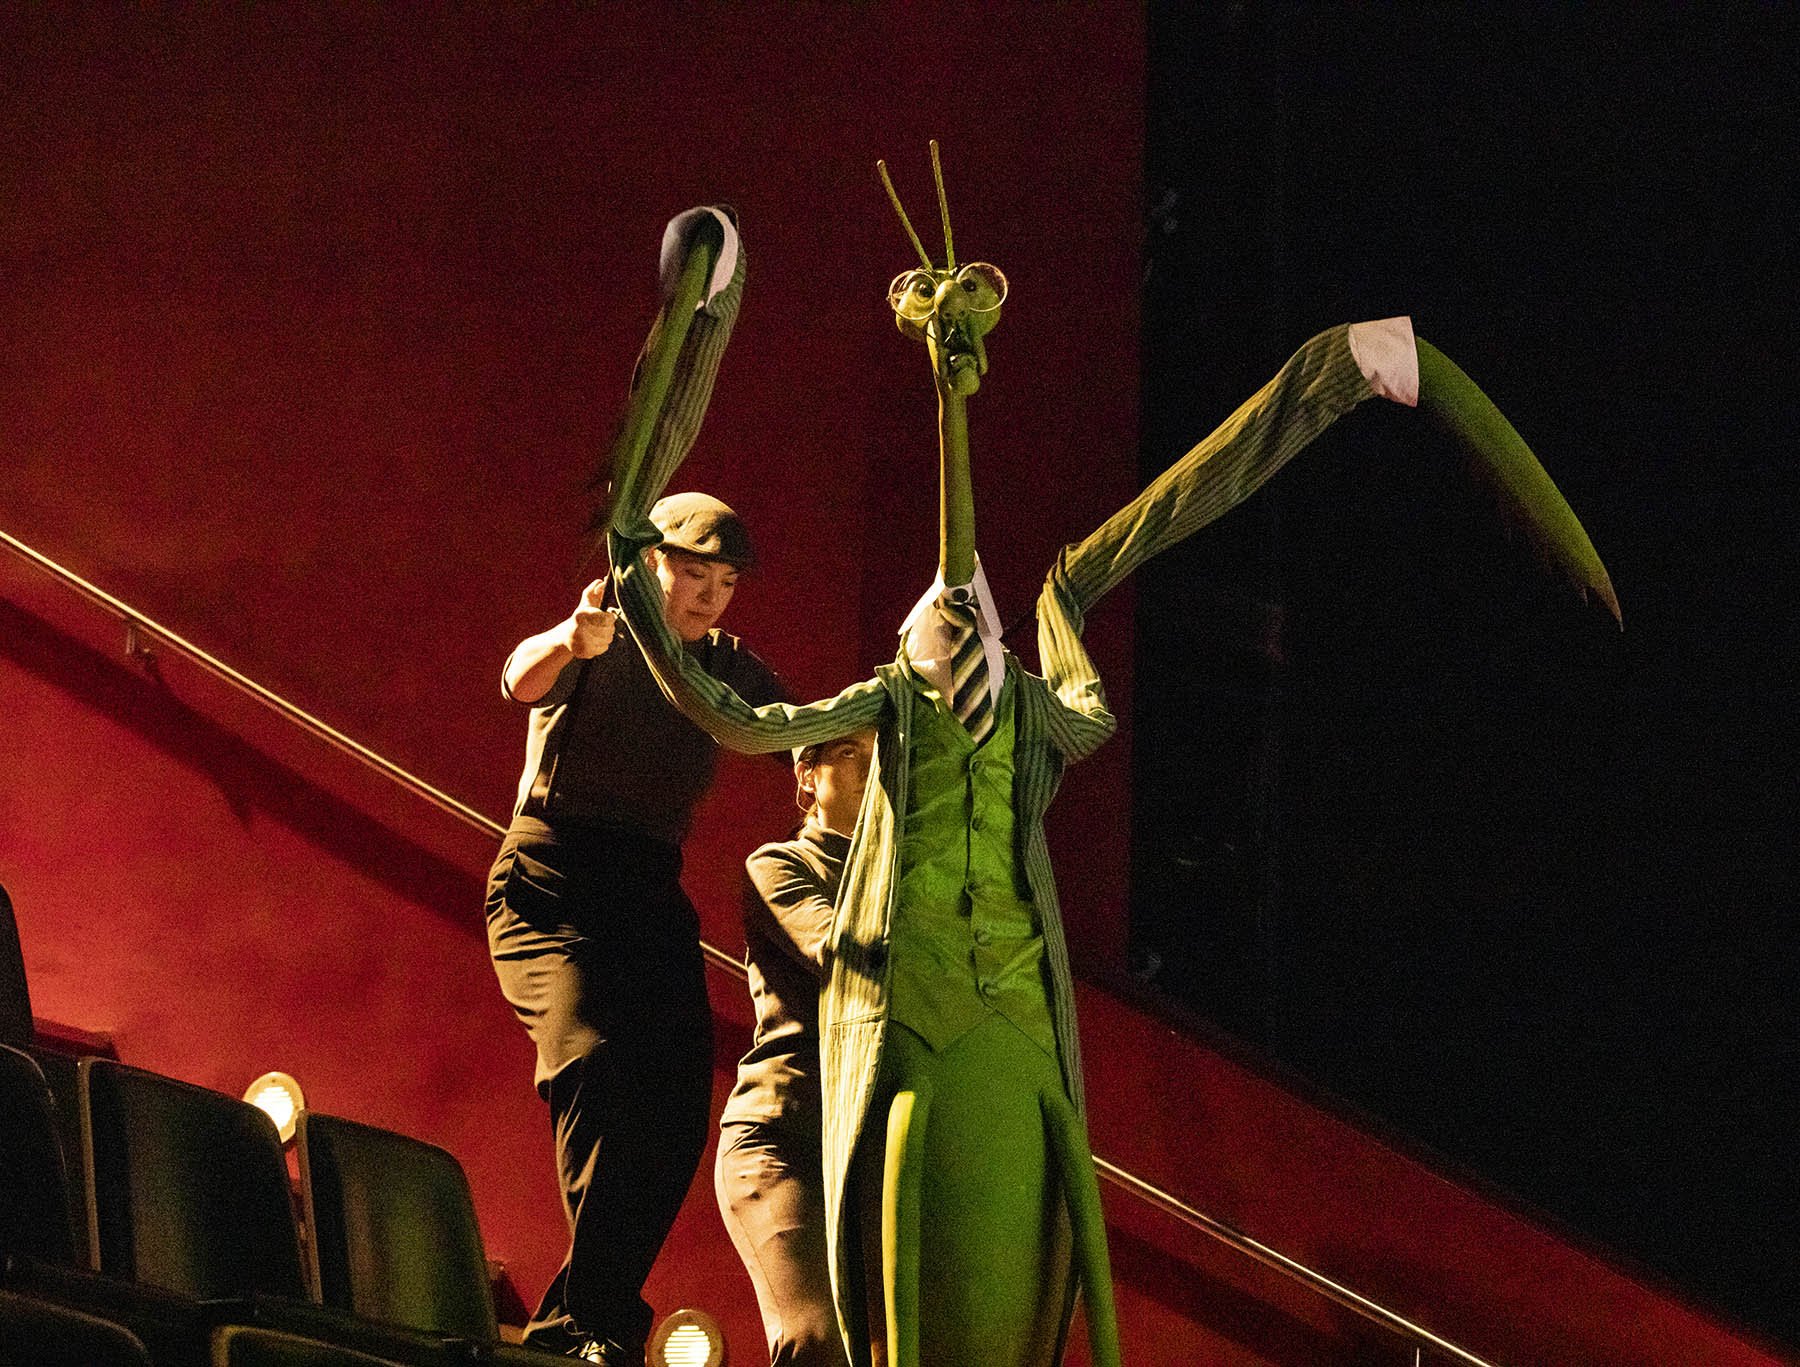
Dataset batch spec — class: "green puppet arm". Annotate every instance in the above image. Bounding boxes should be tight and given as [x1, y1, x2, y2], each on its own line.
[594, 209, 887, 746]
[604, 230, 715, 524]
[600, 207, 742, 541]
[1416, 338, 1621, 625]
[596, 210, 894, 761]
[1041, 324, 1620, 643]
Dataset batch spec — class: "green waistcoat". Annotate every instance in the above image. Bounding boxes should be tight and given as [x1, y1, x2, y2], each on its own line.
[888, 668, 1058, 1060]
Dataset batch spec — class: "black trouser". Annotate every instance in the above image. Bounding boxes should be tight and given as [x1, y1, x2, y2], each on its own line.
[486, 820, 714, 1358]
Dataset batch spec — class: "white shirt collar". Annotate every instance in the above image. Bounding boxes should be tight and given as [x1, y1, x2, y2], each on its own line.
[898, 557, 1006, 710]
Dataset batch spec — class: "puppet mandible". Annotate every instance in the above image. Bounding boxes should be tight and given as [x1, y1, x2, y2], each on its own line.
[597, 144, 1617, 1367]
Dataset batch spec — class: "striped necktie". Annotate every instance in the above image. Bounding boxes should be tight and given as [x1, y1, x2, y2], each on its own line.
[943, 594, 994, 743]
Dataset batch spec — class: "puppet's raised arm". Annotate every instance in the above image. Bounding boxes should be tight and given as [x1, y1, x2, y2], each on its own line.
[1049, 322, 1616, 620]
[603, 207, 743, 538]
[1033, 320, 1618, 759]
[601, 208, 888, 755]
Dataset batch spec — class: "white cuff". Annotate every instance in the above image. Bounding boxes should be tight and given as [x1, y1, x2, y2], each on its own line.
[1347, 315, 1419, 407]
[659, 207, 739, 312]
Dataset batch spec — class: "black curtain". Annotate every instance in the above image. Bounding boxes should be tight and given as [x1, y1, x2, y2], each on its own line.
[1136, 4, 1798, 1347]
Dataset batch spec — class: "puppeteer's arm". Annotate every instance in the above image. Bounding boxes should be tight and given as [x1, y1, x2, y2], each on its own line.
[746, 846, 838, 975]
[502, 579, 617, 704]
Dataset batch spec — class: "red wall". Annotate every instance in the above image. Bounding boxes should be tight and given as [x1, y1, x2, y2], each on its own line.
[0, 2, 1142, 956]
[1, 10, 1785, 1367]
[0, 3, 1141, 1357]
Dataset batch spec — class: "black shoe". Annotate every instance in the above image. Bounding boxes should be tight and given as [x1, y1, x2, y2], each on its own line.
[572, 1339, 642, 1367]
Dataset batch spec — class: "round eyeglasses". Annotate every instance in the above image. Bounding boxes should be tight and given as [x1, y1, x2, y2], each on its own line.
[887, 263, 1009, 322]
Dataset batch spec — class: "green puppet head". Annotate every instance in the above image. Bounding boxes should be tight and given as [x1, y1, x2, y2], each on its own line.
[879, 141, 1007, 398]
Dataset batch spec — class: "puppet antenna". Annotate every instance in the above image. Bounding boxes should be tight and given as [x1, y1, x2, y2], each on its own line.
[929, 139, 955, 269]
[877, 159, 935, 269]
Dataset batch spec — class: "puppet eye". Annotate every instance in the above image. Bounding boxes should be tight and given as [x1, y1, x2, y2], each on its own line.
[888, 269, 940, 321]
[956, 262, 1008, 313]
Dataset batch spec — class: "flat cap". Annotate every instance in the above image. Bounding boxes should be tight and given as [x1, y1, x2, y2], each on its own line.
[649, 491, 756, 571]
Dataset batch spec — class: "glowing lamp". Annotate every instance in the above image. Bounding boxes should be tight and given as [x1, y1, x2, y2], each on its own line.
[243, 1070, 305, 1144]
[648, 1307, 725, 1367]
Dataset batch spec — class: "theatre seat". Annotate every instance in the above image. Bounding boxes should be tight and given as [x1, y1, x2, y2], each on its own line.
[74, 1059, 464, 1367]
[0, 1288, 153, 1367]
[1, 883, 33, 1051]
[296, 1114, 564, 1366]
[298, 1114, 491, 1341]
[2, 1044, 205, 1365]
[0, 1045, 78, 1270]
[80, 1059, 310, 1302]
[211, 1325, 409, 1367]
[16, 1049, 86, 1259]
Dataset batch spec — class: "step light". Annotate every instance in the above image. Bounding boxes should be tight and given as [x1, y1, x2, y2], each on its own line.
[243, 1070, 305, 1144]
[649, 1307, 725, 1367]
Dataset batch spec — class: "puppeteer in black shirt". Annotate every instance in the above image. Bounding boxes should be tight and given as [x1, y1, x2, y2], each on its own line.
[506, 614, 785, 849]
[721, 821, 849, 1132]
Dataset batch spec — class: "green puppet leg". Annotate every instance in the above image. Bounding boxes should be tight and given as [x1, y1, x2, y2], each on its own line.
[1041, 1090, 1122, 1367]
[873, 1020, 1075, 1367]
[881, 1082, 932, 1367]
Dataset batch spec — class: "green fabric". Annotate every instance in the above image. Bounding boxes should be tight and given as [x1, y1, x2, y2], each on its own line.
[1415, 338, 1621, 623]
[888, 671, 1056, 1060]
[874, 1018, 1071, 1367]
[601, 216, 1380, 1361]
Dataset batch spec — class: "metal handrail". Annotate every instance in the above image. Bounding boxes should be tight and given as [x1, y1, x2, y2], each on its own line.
[1093, 1158, 1496, 1365]
[0, 529, 758, 984]
[2, 525, 1501, 1366]
[2, 528, 496, 836]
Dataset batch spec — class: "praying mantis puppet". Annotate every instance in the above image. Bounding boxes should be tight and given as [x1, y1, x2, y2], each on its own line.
[597, 147, 1617, 1367]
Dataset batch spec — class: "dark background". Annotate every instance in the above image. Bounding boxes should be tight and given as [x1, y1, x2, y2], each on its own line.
[1133, 4, 1797, 1348]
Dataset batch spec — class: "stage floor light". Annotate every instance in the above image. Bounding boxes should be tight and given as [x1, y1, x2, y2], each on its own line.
[243, 1070, 304, 1144]
[648, 1306, 725, 1367]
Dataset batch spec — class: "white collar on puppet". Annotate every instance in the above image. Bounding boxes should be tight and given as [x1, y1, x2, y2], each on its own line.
[898, 558, 1006, 710]
[659, 206, 740, 313]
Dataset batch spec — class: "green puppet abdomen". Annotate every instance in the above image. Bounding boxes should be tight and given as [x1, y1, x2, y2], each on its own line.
[860, 672, 1104, 1366]
[869, 1016, 1073, 1366]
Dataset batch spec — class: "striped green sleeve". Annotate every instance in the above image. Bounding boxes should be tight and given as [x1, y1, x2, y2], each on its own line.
[608, 215, 748, 541]
[1032, 325, 1374, 759]
[600, 214, 888, 753]
[1059, 324, 1371, 612]
[1034, 561, 1117, 762]
[610, 528, 888, 754]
